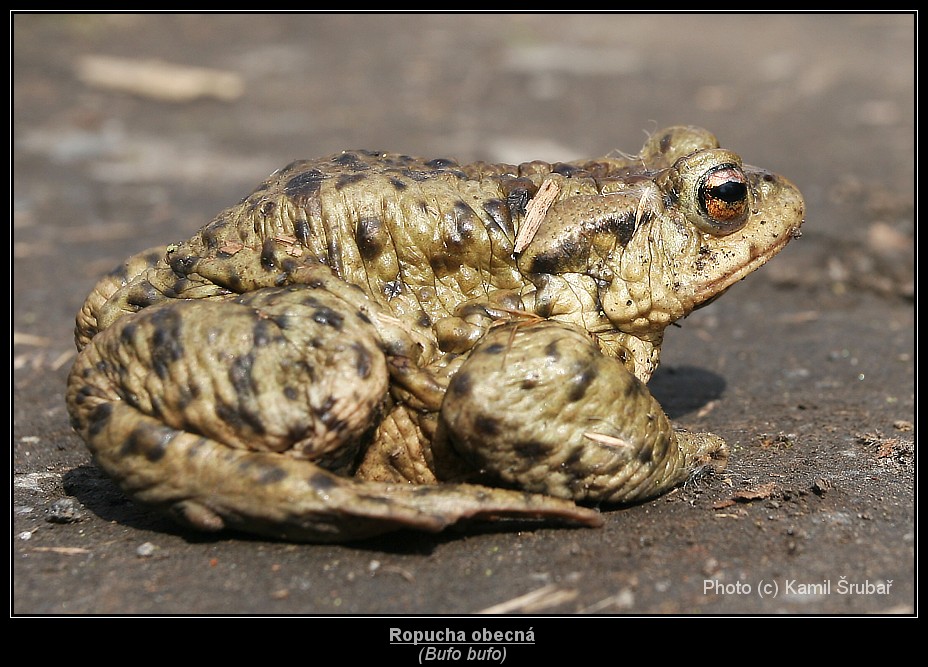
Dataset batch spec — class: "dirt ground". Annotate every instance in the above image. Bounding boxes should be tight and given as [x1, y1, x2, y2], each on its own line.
[12, 13, 914, 618]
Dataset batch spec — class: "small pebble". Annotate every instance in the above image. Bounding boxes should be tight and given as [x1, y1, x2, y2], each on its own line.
[45, 498, 84, 524]
[136, 542, 157, 557]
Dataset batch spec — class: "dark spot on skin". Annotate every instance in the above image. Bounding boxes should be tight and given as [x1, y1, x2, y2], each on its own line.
[142, 248, 164, 264]
[383, 340, 407, 357]
[442, 203, 479, 249]
[313, 306, 344, 330]
[297, 360, 316, 382]
[520, 378, 538, 390]
[596, 210, 637, 246]
[238, 406, 267, 437]
[228, 352, 257, 399]
[529, 250, 567, 275]
[149, 308, 185, 379]
[326, 235, 344, 277]
[352, 342, 374, 379]
[268, 312, 291, 331]
[551, 163, 585, 178]
[567, 366, 597, 402]
[448, 371, 472, 397]
[357, 310, 372, 325]
[637, 442, 653, 463]
[200, 227, 220, 250]
[335, 173, 366, 189]
[260, 200, 277, 218]
[284, 169, 325, 201]
[429, 252, 460, 278]
[482, 342, 506, 355]
[167, 277, 189, 299]
[694, 249, 709, 272]
[126, 281, 163, 309]
[120, 321, 139, 345]
[121, 425, 171, 463]
[482, 198, 514, 240]
[308, 471, 339, 491]
[356, 216, 387, 261]
[149, 393, 166, 419]
[168, 252, 197, 276]
[318, 397, 349, 434]
[261, 238, 279, 271]
[763, 173, 775, 183]
[514, 440, 550, 459]
[389, 176, 407, 190]
[87, 402, 113, 438]
[474, 414, 501, 437]
[317, 395, 336, 417]
[281, 258, 299, 275]
[416, 310, 432, 328]
[659, 131, 673, 154]
[256, 465, 288, 485]
[331, 152, 369, 170]
[402, 169, 433, 182]
[106, 263, 130, 281]
[425, 157, 457, 168]
[456, 205, 479, 238]
[73, 385, 92, 405]
[284, 386, 299, 401]
[253, 318, 276, 347]
[294, 218, 311, 246]
[544, 340, 560, 361]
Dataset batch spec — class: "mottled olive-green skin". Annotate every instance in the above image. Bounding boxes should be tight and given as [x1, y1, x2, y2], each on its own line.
[66, 126, 804, 542]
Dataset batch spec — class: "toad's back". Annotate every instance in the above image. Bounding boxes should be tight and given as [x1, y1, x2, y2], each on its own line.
[166, 148, 654, 324]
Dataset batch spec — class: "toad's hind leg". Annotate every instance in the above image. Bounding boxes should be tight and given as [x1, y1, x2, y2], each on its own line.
[67, 286, 599, 542]
[75, 245, 173, 350]
[437, 322, 729, 505]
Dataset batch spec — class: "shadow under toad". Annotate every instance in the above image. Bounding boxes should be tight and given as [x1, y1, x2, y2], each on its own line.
[647, 364, 727, 420]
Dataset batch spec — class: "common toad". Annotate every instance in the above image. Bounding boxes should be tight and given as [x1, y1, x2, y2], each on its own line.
[66, 126, 804, 542]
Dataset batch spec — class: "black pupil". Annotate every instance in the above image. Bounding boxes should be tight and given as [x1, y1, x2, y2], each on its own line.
[708, 181, 747, 203]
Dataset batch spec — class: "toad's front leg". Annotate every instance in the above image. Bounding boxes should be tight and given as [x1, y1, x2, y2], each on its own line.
[437, 321, 729, 504]
[67, 285, 600, 542]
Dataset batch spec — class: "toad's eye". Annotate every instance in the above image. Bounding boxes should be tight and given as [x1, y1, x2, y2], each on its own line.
[697, 164, 750, 233]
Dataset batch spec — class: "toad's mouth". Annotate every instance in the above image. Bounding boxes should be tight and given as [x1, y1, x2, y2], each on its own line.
[690, 221, 802, 309]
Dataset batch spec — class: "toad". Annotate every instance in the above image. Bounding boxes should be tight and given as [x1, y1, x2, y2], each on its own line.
[66, 126, 804, 542]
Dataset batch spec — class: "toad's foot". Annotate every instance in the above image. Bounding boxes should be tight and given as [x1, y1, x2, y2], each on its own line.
[437, 321, 729, 504]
